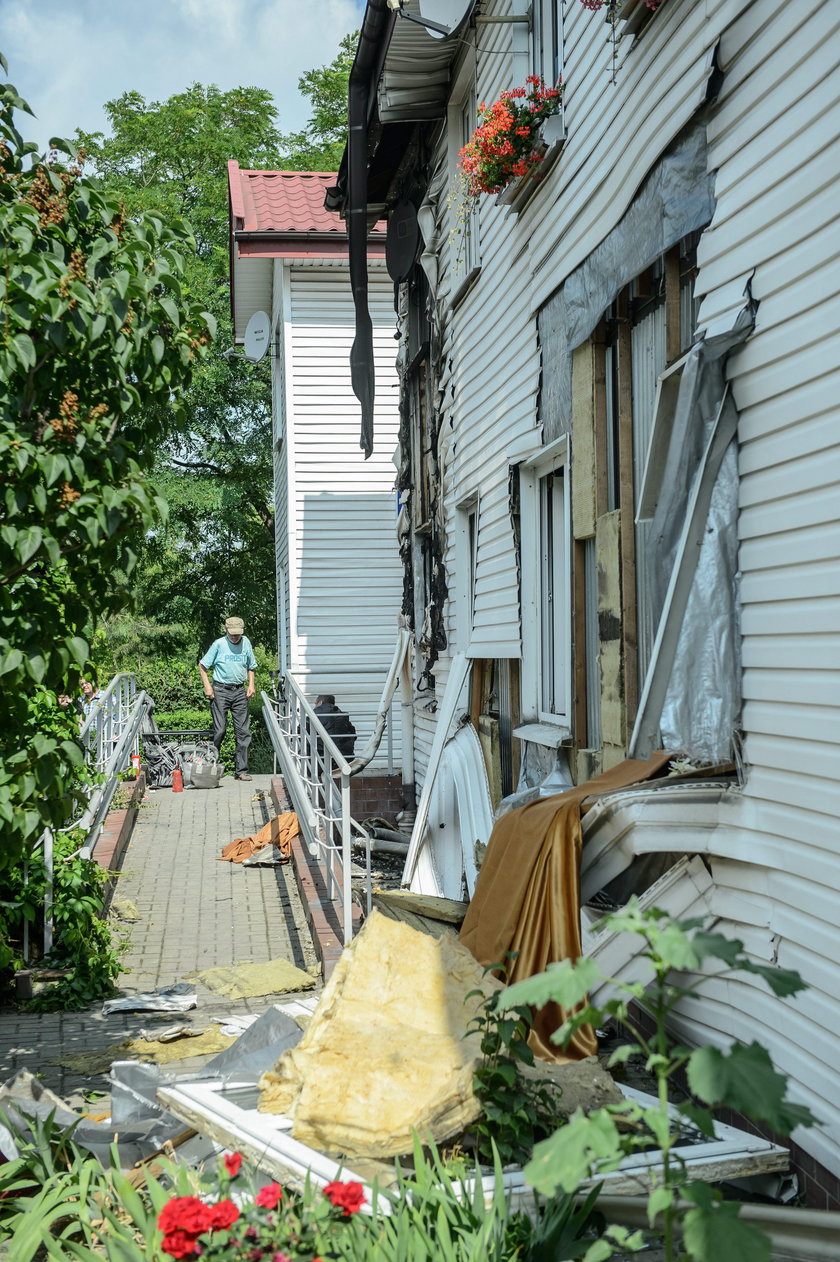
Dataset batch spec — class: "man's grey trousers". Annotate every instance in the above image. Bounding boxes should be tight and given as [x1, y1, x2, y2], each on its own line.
[210, 684, 251, 775]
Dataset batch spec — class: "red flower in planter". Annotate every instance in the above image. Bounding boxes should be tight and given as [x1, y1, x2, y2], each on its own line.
[458, 77, 562, 198]
[224, 1151, 243, 1178]
[323, 1180, 366, 1215]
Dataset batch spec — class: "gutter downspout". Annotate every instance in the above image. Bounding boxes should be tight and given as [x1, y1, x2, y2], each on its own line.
[347, 0, 394, 459]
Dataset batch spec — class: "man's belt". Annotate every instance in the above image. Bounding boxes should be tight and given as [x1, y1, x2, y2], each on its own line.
[215, 681, 245, 689]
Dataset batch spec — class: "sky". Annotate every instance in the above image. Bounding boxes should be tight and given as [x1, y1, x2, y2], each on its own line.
[0, 0, 364, 151]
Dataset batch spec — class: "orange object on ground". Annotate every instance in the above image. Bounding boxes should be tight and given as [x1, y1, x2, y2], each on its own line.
[459, 753, 673, 1063]
[171, 767, 183, 793]
[219, 812, 299, 864]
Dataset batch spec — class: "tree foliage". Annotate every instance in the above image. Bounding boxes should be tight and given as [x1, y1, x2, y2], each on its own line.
[0, 59, 213, 867]
[279, 32, 356, 171]
[74, 84, 285, 649]
[74, 43, 356, 651]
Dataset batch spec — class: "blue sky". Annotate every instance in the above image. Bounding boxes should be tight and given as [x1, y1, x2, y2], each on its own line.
[0, 0, 364, 151]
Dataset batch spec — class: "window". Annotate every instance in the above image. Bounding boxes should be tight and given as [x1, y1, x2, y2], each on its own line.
[587, 237, 700, 740]
[456, 493, 479, 644]
[532, 0, 563, 86]
[449, 84, 481, 293]
[520, 440, 571, 727]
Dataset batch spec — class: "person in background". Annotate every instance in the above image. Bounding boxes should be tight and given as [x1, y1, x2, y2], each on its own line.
[79, 677, 102, 722]
[198, 616, 257, 781]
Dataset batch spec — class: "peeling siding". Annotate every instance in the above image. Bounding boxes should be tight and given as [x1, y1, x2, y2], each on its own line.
[688, 0, 840, 1180]
[409, 0, 840, 1187]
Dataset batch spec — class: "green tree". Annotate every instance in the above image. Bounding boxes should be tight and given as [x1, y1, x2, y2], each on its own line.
[75, 84, 284, 649]
[75, 39, 356, 652]
[279, 32, 356, 170]
[0, 58, 214, 868]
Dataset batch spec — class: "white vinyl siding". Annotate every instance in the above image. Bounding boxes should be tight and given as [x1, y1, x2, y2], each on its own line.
[284, 264, 403, 763]
[684, 0, 840, 1180]
[414, 0, 840, 1185]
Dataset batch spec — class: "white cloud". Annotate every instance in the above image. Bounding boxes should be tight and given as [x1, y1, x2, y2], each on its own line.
[1, 0, 363, 150]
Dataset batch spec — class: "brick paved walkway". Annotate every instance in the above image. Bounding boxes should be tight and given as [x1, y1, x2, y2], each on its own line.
[0, 775, 318, 1109]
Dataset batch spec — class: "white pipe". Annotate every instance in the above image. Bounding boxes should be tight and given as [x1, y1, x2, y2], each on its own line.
[347, 629, 411, 775]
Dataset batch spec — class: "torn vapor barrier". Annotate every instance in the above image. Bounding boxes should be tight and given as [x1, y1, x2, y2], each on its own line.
[631, 294, 757, 763]
[539, 120, 715, 442]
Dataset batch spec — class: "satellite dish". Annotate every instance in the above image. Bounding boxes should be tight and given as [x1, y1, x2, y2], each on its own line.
[386, 200, 420, 283]
[243, 310, 271, 363]
[417, 0, 473, 40]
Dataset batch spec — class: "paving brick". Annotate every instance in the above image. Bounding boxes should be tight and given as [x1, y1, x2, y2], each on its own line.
[0, 774, 318, 1107]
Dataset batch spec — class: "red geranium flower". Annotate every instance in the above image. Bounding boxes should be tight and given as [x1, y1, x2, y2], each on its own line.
[224, 1151, 243, 1178]
[158, 1196, 213, 1237]
[209, 1199, 240, 1231]
[254, 1181, 283, 1209]
[160, 1229, 202, 1260]
[323, 1180, 365, 1215]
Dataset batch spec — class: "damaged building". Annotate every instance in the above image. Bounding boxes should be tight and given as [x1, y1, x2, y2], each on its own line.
[316, 0, 840, 1208]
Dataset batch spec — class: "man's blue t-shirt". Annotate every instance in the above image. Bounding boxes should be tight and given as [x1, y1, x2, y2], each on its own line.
[200, 635, 257, 685]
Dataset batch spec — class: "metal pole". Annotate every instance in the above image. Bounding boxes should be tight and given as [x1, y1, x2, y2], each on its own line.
[341, 771, 352, 945]
[43, 827, 54, 956]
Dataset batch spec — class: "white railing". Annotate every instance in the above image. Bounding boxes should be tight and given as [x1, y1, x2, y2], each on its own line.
[262, 680, 371, 947]
[23, 675, 152, 962]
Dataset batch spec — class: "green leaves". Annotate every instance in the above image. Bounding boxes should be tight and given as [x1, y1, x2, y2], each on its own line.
[687, 1041, 816, 1134]
[525, 1108, 626, 1195]
[682, 1183, 771, 1262]
[499, 956, 601, 1013]
[0, 55, 213, 868]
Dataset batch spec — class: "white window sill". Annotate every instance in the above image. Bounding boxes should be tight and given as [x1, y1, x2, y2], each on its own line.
[451, 265, 481, 311]
[513, 721, 572, 748]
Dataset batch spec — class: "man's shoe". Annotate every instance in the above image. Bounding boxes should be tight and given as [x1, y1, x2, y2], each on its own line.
[235, 772, 252, 781]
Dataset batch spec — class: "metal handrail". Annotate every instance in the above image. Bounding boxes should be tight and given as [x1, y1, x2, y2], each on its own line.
[262, 678, 371, 946]
[24, 674, 150, 962]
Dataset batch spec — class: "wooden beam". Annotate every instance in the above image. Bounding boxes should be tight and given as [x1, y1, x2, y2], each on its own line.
[615, 298, 638, 744]
[664, 245, 681, 365]
[573, 538, 588, 747]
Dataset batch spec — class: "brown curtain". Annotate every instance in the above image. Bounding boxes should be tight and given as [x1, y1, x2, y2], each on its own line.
[459, 753, 672, 1062]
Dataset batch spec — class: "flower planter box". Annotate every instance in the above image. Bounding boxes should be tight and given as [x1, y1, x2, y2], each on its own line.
[496, 113, 567, 215]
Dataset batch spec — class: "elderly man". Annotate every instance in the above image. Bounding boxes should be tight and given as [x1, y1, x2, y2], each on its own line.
[199, 616, 257, 781]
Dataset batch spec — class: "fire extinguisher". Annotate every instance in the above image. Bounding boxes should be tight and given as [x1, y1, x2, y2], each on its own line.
[172, 767, 184, 793]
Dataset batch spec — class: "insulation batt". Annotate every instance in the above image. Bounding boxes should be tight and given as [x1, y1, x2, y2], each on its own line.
[257, 909, 500, 1159]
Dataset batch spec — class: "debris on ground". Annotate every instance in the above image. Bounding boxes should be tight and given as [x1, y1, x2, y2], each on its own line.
[108, 898, 140, 922]
[184, 958, 317, 999]
[103, 983, 197, 1015]
[218, 813, 298, 864]
[258, 909, 501, 1159]
[52, 1026, 236, 1072]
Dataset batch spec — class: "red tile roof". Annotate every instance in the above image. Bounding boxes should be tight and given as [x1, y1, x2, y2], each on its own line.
[229, 164, 348, 235]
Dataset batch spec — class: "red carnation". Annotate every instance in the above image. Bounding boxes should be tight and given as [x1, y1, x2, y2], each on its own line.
[254, 1181, 283, 1209]
[323, 1180, 365, 1215]
[208, 1199, 240, 1231]
[224, 1151, 243, 1178]
[160, 1229, 202, 1260]
[158, 1196, 213, 1237]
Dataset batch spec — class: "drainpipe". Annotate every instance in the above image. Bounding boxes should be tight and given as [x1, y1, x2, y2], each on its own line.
[398, 620, 416, 827]
[347, 0, 394, 458]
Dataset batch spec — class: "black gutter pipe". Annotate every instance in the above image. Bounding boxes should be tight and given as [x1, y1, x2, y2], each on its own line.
[347, 0, 394, 459]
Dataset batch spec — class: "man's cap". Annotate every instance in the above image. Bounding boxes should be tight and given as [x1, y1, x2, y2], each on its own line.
[225, 617, 245, 635]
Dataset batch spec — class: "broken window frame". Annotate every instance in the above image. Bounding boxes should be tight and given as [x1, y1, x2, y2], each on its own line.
[587, 239, 698, 746]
